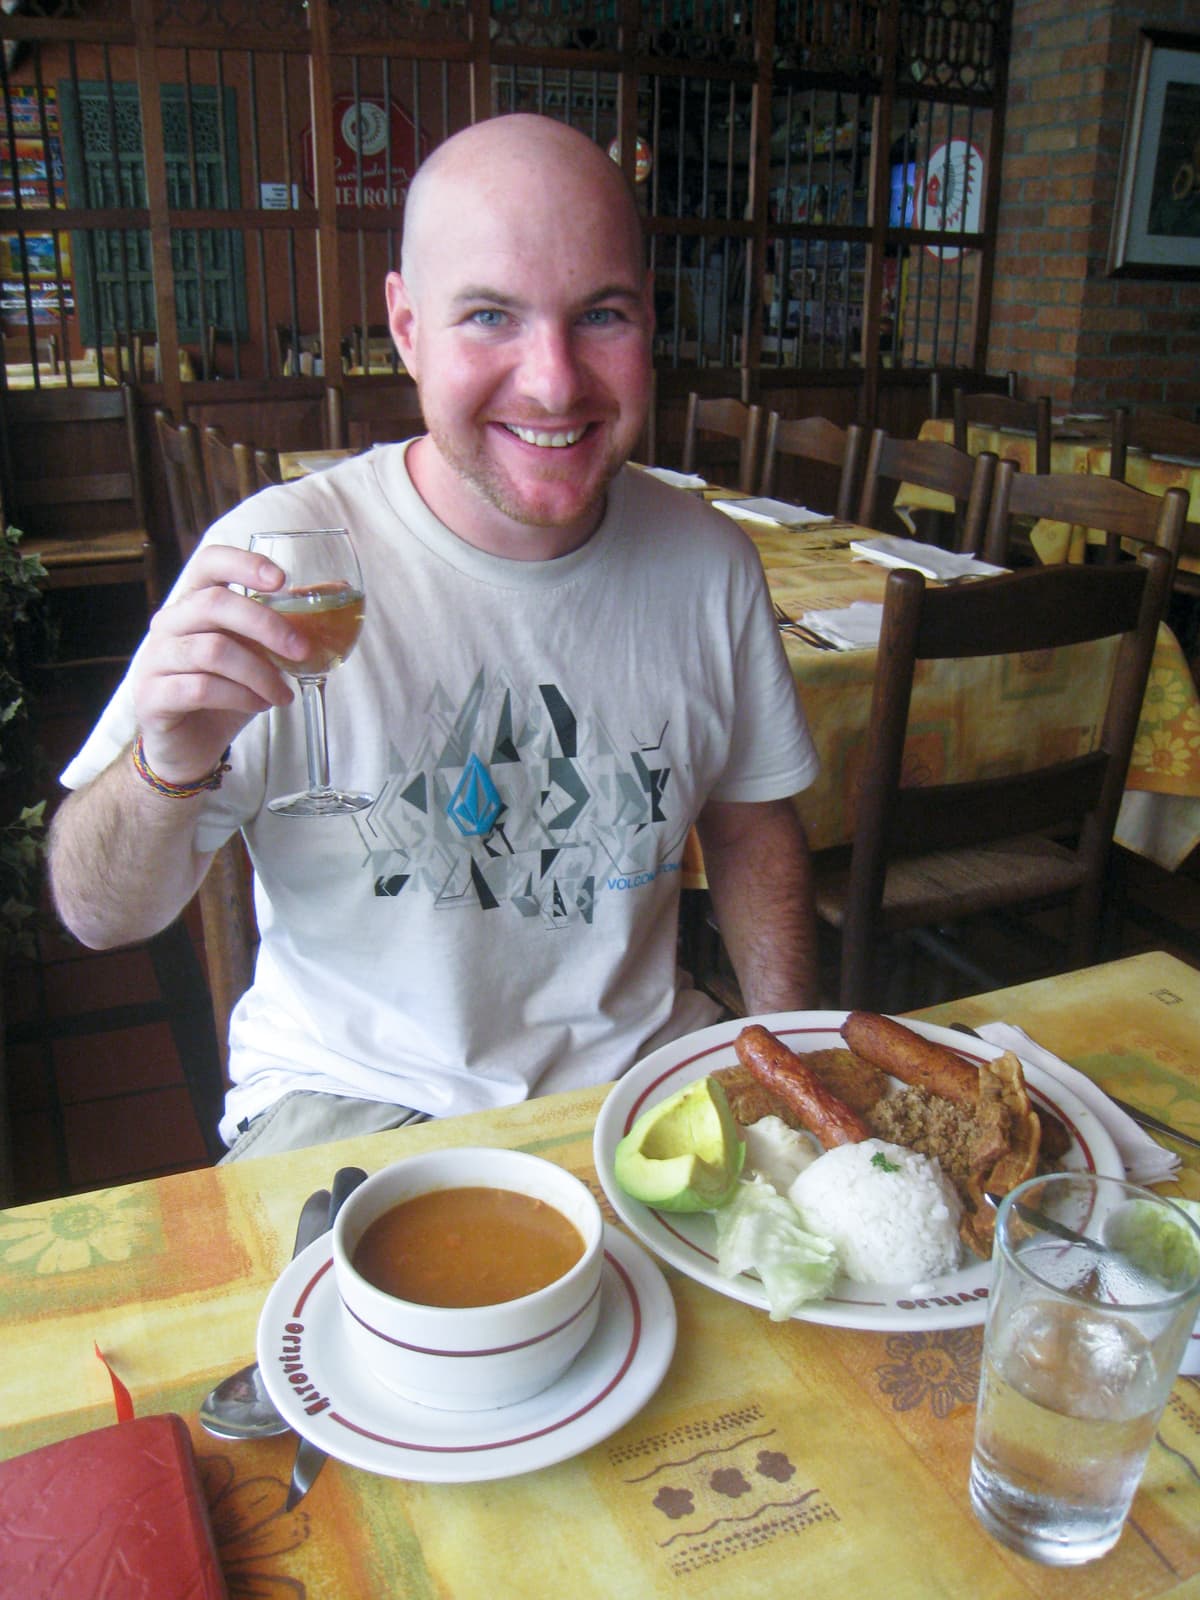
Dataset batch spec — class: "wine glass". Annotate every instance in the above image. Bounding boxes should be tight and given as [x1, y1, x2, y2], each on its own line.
[247, 528, 373, 817]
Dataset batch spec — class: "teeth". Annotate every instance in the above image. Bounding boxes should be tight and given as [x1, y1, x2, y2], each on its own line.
[506, 424, 585, 448]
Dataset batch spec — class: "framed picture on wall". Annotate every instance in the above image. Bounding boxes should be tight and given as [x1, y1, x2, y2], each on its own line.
[1109, 29, 1200, 277]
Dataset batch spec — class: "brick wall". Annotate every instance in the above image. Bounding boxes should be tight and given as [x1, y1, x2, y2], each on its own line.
[987, 0, 1200, 412]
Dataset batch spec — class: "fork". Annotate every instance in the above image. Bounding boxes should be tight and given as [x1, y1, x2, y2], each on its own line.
[772, 600, 835, 650]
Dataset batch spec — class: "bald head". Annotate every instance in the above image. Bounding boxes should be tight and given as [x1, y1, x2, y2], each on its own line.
[401, 115, 644, 295]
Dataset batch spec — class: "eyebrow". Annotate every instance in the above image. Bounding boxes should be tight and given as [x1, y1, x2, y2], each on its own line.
[449, 283, 645, 311]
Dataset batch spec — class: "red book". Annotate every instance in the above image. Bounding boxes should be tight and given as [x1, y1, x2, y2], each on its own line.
[0, 1413, 227, 1599]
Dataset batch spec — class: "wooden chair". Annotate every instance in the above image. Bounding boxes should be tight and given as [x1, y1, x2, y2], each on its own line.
[857, 428, 998, 553]
[0, 384, 160, 611]
[1111, 409, 1200, 481]
[929, 367, 1016, 420]
[254, 447, 282, 490]
[681, 392, 765, 493]
[326, 378, 425, 450]
[760, 413, 867, 519]
[201, 424, 257, 516]
[196, 833, 259, 1084]
[154, 409, 211, 563]
[953, 389, 1052, 476]
[981, 460, 1189, 584]
[812, 547, 1172, 1008]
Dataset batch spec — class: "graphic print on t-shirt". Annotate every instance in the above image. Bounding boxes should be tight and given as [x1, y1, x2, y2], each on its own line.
[363, 669, 690, 927]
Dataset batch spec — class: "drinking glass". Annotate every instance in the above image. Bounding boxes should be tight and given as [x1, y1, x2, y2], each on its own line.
[248, 528, 372, 817]
[969, 1172, 1200, 1566]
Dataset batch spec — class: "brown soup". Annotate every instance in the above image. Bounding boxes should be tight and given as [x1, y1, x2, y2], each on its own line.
[351, 1185, 586, 1308]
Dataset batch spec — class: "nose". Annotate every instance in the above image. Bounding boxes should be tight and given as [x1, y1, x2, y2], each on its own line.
[514, 319, 586, 415]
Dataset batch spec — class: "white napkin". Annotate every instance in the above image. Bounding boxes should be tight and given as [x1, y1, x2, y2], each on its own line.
[974, 1021, 1197, 1374]
[641, 466, 708, 489]
[712, 497, 834, 528]
[797, 601, 883, 650]
[974, 1023, 1180, 1186]
[849, 534, 1006, 582]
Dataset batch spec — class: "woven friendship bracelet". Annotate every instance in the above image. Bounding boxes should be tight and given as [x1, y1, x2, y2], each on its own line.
[132, 734, 231, 800]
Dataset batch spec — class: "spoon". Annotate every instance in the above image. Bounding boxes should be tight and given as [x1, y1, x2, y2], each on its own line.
[199, 1186, 331, 1441]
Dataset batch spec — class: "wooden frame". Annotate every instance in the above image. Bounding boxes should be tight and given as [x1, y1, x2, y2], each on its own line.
[1109, 30, 1200, 279]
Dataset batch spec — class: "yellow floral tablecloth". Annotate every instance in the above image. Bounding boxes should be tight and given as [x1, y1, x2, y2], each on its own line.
[740, 520, 1200, 870]
[1, 951, 1198, 1597]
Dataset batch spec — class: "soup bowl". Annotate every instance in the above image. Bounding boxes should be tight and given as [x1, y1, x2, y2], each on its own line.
[331, 1146, 605, 1410]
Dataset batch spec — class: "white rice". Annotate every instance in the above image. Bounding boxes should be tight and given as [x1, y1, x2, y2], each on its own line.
[787, 1138, 962, 1284]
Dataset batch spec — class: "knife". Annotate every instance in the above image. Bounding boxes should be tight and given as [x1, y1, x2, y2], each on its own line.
[285, 1166, 368, 1511]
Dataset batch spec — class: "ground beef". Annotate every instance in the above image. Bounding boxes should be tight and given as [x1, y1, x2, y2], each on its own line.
[866, 1086, 978, 1188]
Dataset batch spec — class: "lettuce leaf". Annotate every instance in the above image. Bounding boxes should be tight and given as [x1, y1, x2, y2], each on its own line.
[713, 1177, 839, 1321]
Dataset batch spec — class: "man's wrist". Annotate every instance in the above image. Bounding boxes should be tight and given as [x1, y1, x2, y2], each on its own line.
[131, 734, 231, 800]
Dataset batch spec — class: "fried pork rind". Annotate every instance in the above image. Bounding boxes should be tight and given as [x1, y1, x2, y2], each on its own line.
[713, 1049, 888, 1133]
[959, 1051, 1042, 1258]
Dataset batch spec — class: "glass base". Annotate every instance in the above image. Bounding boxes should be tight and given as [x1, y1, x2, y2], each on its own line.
[267, 787, 374, 817]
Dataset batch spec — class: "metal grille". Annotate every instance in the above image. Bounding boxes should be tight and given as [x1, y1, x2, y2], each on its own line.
[331, 0, 469, 45]
[774, 0, 883, 78]
[636, 0, 755, 64]
[490, 0, 620, 54]
[896, 0, 1004, 95]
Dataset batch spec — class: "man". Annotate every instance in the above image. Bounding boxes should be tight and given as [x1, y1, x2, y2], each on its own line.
[48, 114, 819, 1158]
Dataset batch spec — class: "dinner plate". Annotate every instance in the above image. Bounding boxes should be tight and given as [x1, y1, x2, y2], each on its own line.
[256, 1224, 675, 1483]
[593, 1011, 1123, 1333]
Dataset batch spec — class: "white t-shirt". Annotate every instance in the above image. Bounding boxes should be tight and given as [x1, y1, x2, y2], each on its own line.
[63, 445, 818, 1144]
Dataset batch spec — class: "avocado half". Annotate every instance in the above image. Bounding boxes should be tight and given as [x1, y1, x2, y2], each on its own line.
[614, 1075, 745, 1212]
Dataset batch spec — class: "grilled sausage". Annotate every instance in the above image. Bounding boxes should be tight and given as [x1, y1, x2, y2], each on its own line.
[734, 1025, 871, 1148]
[842, 1011, 979, 1106]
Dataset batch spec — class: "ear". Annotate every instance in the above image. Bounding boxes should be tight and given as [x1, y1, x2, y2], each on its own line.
[385, 271, 419, 377]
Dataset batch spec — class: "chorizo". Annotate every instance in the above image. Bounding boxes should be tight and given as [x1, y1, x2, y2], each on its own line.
[842, 1011, 979, 1106]
[734, 1025, 871, 1149]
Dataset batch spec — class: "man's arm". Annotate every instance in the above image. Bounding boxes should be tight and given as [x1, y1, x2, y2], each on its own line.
[48, 543, 307, 949]
[694, 795, 818, 1013]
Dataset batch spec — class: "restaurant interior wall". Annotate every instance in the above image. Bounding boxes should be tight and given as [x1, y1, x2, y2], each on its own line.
[0, 0, 1013, 543]
[986, 0, 1200, 412]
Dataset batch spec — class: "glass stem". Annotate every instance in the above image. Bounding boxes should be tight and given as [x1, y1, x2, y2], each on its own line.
[300, 676, 333, 796]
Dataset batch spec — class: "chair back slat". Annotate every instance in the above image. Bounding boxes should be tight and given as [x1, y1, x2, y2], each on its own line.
[155, 409, 212, 562]
[761, 413, 866, 519]
[202, 425, 258, 517]
[984, 459, 1189, 583]
[858, 428, 997, 553]
[681, 392, 765, 494]
[953, 390, 1052, 475]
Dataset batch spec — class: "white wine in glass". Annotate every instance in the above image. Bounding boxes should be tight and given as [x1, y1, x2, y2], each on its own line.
[248, 528, 373, 817]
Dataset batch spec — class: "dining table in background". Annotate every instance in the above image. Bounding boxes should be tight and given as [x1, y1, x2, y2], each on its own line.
[277, 446, 363, 480]
[906, 417, 1200, 570]
[692, 510, 1200, 875]
[0, 950, 1197, 1597]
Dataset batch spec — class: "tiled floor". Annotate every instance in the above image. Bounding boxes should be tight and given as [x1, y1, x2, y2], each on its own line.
[8, 671, 1200, 1207]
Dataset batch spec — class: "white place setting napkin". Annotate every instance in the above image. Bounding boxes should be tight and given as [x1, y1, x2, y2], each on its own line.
[640, 466, 708, 490]
[711, 496, 834, 529]
[796, 601, 883, 651]
[974, 1022, 1199, 1376]
[849, 533, 1006, 582]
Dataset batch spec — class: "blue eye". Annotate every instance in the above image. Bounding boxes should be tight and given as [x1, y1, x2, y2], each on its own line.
[581, 308, 619, 326]
[470, 309, 506, 328]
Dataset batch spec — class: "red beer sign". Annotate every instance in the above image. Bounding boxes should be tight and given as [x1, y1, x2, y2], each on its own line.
[303, 96, 426, 208]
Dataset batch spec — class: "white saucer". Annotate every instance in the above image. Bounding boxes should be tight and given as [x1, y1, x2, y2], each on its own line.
[256, 1224, 676, 1483]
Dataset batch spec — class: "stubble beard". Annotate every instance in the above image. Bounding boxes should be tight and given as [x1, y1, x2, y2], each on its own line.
[426, 418, 628, 534]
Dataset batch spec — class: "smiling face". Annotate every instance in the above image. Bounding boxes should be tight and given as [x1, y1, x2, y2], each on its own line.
[387, 116, 653, 560]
